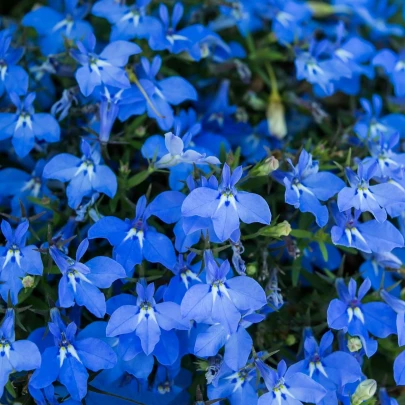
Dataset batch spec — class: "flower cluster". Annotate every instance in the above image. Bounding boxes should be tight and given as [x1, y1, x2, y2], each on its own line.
[1, 0, 405, 404]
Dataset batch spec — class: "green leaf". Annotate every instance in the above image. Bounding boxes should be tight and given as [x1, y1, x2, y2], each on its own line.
[127, 170, 151, 188]
[5, 380, 16, 398]
[318, 241, 328, 262]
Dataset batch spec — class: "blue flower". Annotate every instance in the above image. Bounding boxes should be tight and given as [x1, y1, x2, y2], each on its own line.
[153, 132, 220, 169]
[43, 139, 117, 209]
[0, 92, 60, 157]
[92, 0, 161, 42]
[163, 253, 203, 305]
[331, 205, 404, 253]
[337, 162, 405, 222]
[0, 220, 43, 304]
[208, 362, 258, 405]
[327, 278, 396, 357]
[0, 159, 52, 216]
[380, 289, 405, 347]
[182, 163, 271, 242]
[274, 149, 345, 227]
[180, 251, 267, 335]
[379, 387, 399, 405]
[149, 3, 193, 54]
[70, 33, 141, 97]
[30, 309, 117, 401]
[88, 195, 177, 275]
[256, 358, 327, 405]
[194, 311, 264, 371]
[49, 238, 126, 317]
[106, 280, 189, 356]
[373, 49, 405, 98]
[22, 0, 93, 55]
[0, 309, 41, 398]
[287, 331, 362, 404]
[136, 56, 198, 130]
[0, 29, 28, 97]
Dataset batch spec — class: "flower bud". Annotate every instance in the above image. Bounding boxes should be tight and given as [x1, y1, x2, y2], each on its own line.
[347, 337, 362, 352]
[285, 334, 296, 346]
[246, 264, 257, 276]
[260, 221, 291, 238]
[351, 379, 377, 405]
[267, 93, 287, 139]
[22, 276, 35, 289]
[251, 156, 280, 177]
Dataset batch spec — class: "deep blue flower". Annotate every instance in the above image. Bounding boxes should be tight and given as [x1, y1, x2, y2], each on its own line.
[180, 251, 267, 335]
[49, 238, 126, 317]
[327, 278, 396, 356]
[43, 139, 117, 209]
[0, 159, 52, 216]
[0, 29, 28, 97]
[256, 358, 327, 405]
[136, 56, 198, 130]
[0, 92, 60, 158]
[0, 309, 41, 398]
[149, 3, 193, 54]
[182, 163, 271, 242]
[92, 0, 161, 42]
[0, 220, 43, 304]
[22, 0, 93, 55]
[88, 195, 177, 275]
[70, 33, 141, 97]
[30, 309, 117, 401]
[287, 331, 362, 404]
[106, 280, 189, 357]
[337, 162, 405, 222]
[373, 49, 405, 98]
[331, 205, 404, 253]
[274, 149, 345, 227]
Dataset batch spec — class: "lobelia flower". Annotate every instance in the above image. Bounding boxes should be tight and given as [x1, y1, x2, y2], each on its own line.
[330, 204, 404, 253]
[43, 139, 117, 209]
[359, 252, 402, 296]
[149, 3, 193, 54]
[273, 149, 345, 227]
[49, 238, 126, 317]
[0, 309, 41, 397]
[0, 159, 53, 216]
[207, 362, 258, 405]
[154, 131, 221, 169]
[194, 311, 265, 372]
[180, 251, 267, 335]
[136, 55, 198, 130]
[0, 29, 28, 97]
[163, 252, 204, 305]
[354, 95, 399, 141]
[182, 163, 271, 242]
[255, 358, 327, 405]
[0, 220, 43, 304]
[0, 92, 60, 158]
[287, 331, 363, 405]
[70, 33, 141, 97]
[29, 309, 117, 401]
[88, 195, 176, 275]
[327, 278, 396, 357]
[373, 48, 405, 98]
[106, 280, 189, 357]
[92, 0, 161, 42]
[256, 0, 312, 45]
[22, 0, 93, 55]
[337, 162, 405, 223]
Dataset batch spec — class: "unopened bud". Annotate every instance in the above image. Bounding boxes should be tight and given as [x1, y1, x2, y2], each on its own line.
[347, 337, 362, 352]
[135, 126, 146, 137]
[22, 276, 35, 288]
[246, 264, 257, 276]
[251, 156, 280, 177]
[286, 334, 296, 346]
[267, 93, 287, 139]
[260, 221, 291, 238]
[351, 380, 377, 405]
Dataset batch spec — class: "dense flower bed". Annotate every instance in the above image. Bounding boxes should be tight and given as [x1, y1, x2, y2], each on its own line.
[0, 0, 405, 404]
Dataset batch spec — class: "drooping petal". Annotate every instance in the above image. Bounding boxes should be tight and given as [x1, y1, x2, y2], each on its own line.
[59, 356, 89, 401]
